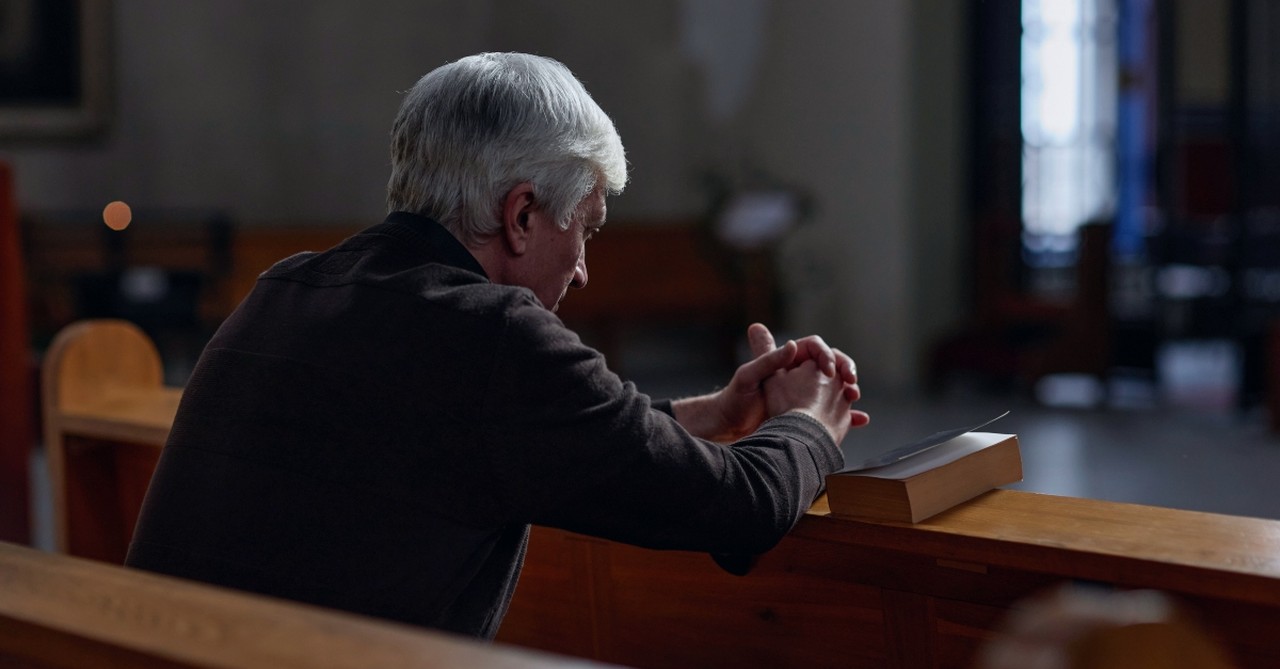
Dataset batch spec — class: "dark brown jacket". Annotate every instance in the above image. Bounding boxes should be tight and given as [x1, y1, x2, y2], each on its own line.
[126, 213, 842, 639]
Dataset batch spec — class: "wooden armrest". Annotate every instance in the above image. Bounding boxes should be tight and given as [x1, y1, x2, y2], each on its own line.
[59, 386, 183, 448]
[804, 489, 1280, 606]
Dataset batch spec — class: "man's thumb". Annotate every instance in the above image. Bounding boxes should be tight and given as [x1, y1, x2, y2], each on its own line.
[747, 323, 776, 357]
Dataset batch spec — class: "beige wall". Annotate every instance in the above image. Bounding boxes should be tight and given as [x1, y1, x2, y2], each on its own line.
[739, 1, 915, 386]
[1, 0, 968, 391]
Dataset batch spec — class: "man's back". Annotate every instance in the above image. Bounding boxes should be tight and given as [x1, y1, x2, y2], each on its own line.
[128, 214, 539, 636]
[127, 213, 844, 637]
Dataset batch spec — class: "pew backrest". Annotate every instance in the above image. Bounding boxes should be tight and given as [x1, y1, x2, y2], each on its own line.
[40, 319, 178, 559]
[0, 541, 607, 669]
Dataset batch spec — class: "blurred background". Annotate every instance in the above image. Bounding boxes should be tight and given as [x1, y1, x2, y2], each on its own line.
[3, 0, 1280, 548]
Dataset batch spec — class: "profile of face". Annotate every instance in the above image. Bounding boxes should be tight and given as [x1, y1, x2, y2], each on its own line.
[516, 187, 606, 312]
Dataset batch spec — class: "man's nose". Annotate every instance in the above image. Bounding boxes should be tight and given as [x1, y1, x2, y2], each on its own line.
[571, 257, 588, 289]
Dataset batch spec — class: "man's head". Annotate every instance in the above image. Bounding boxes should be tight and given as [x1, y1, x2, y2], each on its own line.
[386, 52, 627, 247]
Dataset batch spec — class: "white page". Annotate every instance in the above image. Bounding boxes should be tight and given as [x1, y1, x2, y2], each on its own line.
[851, 432, 1011, 480]
[839, 411, 1010, 472]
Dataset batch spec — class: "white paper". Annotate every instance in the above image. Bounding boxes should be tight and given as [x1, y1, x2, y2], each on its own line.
[851, 432, 1011, 480]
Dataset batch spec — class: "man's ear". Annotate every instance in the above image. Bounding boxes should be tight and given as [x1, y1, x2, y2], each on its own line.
[500, 183, 539, 255]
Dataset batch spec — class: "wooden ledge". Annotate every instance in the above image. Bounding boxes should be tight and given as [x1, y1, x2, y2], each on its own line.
[802, 489, 1280, 607]
[0, 541, 609, 669]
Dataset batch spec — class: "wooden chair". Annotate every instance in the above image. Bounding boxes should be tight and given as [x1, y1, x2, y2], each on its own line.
[40, 319, 181, 562]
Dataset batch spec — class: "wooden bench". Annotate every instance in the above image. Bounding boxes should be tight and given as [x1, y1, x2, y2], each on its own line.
[41, 319, 1277, 668]
[0, 540, 606, 669]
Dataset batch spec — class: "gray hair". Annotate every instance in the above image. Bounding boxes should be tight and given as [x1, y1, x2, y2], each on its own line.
[387, 52, 627, 246]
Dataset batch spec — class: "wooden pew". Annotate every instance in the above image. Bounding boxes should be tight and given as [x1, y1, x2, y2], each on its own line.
[498, 494, 1277, 668]
[40, 319, 176, 562]
[0, 540, 607, 669]
[41, 319, 1279, 668]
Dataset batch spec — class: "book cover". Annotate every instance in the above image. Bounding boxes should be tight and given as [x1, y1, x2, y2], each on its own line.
[826, 425, 1022, 523]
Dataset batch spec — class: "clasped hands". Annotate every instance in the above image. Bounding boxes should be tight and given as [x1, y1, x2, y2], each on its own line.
[672, 323, 870, 444]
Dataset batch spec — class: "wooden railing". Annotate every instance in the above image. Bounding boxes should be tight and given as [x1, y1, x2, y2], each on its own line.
[0, 540, 608, 669]
[40, 319, 1279, 668]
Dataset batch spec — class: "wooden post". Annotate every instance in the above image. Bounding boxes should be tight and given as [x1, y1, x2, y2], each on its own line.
[0, 161, 33, 544]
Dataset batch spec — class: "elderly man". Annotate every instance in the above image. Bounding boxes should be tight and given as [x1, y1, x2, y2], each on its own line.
[126, 52, 869, 640]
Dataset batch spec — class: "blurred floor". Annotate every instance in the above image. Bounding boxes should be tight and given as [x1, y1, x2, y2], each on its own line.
[27, 325, 1280, 552]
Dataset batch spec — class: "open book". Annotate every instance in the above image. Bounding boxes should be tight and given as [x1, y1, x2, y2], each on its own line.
[825, 414, 1022, 523]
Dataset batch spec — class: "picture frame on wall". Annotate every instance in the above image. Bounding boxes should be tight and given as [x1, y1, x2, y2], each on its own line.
[0, 0, 111, 140]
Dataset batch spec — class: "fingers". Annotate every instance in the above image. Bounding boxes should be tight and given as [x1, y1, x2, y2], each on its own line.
[843, 380, 861, 403]
[734, 339, 797, 389]
[833, 348, 857, 385]
[758, 330, 858, 385]
[792, 335, 837, 377]
[816, 345, 864, 428]
[737, 322, 787, 389]
[750, 328, 853, 383]
[839, 351, 865, 426]
[746, 322, 777, 358]
[785, 337, 861, 401]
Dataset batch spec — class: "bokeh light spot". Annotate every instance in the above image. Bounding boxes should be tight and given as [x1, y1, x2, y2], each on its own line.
[103, 201, 132, 231]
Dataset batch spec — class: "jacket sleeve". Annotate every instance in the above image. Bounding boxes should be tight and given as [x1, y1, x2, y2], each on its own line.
[475, 296, 843, 556]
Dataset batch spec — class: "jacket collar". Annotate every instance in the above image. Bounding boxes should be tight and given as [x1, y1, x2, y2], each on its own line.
[371, 212, 489, 279]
